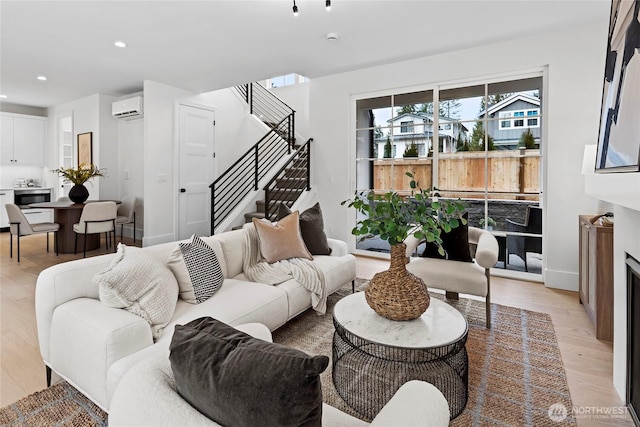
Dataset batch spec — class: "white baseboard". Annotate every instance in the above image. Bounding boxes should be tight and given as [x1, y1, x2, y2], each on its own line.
[142, 233, 175, 247]
[117, 224, 142, 241]
[543, 268, 578, 291]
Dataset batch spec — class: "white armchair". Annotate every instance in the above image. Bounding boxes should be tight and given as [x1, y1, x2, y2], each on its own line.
[109, 324, 450, 427]
[404, 226, 499, 328]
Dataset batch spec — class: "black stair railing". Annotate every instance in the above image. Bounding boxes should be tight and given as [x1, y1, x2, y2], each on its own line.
[210, 115, 294, 231]
[235, 83, 295, 145]
[263, 138, 312, 221]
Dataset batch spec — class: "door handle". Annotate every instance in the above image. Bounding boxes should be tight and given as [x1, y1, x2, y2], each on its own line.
[180, 188, 186, 193]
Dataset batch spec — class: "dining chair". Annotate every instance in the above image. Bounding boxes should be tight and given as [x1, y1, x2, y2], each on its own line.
[73, 201, 118, 258]
[115, 196, 137, 244]
[5, 204, 60, 262]
[506, 205, 542, 272]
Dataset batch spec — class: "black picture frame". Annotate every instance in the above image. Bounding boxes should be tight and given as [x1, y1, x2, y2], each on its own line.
[595, 0, 640, 173]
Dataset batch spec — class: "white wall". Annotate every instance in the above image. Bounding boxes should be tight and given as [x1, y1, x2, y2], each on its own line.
[308, 19, 609, 291]
[46, 94, 104, 199]
[270, 82, 310, 141]
[142, 80, 194, 246]
[97, 94, 119, 200]
[191, 88, 267, 175]
[584, 141, 640, 400]
[117, 113, 145, 239]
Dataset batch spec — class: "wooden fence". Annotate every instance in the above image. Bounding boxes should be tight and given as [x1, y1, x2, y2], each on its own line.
[372, 149, 540, 200]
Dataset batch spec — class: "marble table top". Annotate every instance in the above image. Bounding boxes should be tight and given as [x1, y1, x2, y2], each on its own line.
[333, 292, 468, 349]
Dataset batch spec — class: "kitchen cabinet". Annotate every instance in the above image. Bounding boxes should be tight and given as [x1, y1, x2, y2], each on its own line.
[0, 190, 15, 228]
[578, 215, 613, 341]
[1, 113, 46, 165]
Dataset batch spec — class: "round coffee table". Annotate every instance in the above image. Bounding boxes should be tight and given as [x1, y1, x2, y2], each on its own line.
[332, 292, 468, 420]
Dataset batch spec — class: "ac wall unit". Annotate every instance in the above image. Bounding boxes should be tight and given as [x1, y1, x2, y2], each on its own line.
[112, 96, 143, 119]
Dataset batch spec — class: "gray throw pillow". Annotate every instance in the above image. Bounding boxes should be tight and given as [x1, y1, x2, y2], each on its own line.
[170, 317, 328, 427]
[278, 202, 332, 255]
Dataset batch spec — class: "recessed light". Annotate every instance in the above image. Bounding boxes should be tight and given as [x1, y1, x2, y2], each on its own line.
[326, 33, 339, 42]
[114, 41, 127, 48]
[0, 95, 7, 99]
[37, 75, 47, 81]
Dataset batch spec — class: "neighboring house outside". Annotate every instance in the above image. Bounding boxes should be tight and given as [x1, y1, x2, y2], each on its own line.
[478, 94, 541, 150]
[375, 112, 469, 158]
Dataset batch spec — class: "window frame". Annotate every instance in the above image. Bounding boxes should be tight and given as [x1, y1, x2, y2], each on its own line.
[352, 71, 545, 281]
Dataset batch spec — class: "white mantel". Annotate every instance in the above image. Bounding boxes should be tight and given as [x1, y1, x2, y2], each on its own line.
[584, 160, 640, 401]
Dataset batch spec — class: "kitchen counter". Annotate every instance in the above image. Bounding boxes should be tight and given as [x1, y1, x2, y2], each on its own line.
[1, 187, 53, 191]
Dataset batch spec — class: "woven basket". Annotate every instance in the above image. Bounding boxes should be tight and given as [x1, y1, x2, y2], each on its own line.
[365, 243, 430, 321]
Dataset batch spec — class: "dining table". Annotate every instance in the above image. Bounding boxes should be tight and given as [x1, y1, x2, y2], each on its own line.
[29, 200, 120, 254]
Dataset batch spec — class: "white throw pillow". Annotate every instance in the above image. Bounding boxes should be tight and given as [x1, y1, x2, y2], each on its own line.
[94, 243, 179, 341]
[167, 235, 225, 304]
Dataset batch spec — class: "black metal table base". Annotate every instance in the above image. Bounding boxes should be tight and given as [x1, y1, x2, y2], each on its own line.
[332, 318, 468, 421]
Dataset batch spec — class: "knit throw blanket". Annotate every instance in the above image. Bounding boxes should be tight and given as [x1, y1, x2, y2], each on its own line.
[242, 223, 327, 315]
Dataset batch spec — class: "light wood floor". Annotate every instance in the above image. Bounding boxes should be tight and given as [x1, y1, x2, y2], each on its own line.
[0, 232, 633, 426]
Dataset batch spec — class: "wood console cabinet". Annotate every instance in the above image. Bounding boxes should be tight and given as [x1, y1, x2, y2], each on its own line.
[578, 215, 613, 341]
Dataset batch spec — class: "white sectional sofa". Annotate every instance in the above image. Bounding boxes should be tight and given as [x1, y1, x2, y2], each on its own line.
[108, 323, 451, 427]
[35, 228, 356, 411]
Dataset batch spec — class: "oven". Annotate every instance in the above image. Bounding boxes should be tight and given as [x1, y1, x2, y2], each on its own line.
[14, 188, 51, 207]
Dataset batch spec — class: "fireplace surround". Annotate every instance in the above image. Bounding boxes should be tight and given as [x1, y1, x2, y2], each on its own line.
[628, 256, 640, 425]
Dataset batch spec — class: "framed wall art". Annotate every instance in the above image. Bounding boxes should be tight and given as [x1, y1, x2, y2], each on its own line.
[595, 0, 640, 172]
[77, 132, 93, 168]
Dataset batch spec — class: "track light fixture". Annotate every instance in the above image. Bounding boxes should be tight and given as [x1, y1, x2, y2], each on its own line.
[292, 1, 333, 16]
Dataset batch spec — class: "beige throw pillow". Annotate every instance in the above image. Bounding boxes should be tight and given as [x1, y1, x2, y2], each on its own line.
[94, 244, 179, 341]
[252, 211, 312, 263]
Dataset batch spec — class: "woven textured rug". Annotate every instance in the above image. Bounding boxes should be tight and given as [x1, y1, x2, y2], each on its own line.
[0, 381, 106, 427]
[0, 280, 574, 426]
[272, 279, 576, 426]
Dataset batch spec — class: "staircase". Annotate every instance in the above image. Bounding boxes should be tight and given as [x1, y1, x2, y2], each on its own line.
[239, 140, 311, 227]
[210, 83, 312, 233]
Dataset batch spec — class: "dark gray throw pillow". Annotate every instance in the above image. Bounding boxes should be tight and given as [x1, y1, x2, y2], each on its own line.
[169, 317, 328, 427]
[278, 202, 332, 255]
[421, 212, 473, 262]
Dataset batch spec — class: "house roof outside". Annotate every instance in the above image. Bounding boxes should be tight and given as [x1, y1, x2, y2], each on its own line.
[387, 112, 470, 132]
[478, 93, 541, 118]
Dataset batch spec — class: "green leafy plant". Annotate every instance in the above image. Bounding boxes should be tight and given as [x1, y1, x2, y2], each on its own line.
[383, 137, 392, 158]
[342, 172, 466, 255]
[519, 129, 536, 149]
[403, 142, 419, 158]
[479, 217, 496, 228]
[52, 164, 106, 185]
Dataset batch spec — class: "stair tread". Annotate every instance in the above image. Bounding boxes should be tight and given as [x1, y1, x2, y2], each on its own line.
[244, 212, 265, 220]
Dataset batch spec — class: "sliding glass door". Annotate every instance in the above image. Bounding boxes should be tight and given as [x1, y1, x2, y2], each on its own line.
[355, 74, 543, 277]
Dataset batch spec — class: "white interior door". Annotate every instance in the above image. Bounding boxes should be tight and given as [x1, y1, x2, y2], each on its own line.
[178, 104, 215, 239]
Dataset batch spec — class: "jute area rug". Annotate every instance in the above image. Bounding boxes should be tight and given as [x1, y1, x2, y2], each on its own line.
[272, 279, 576, 426]
[0, 279, 575, 426]
[0, 382, 106, 427]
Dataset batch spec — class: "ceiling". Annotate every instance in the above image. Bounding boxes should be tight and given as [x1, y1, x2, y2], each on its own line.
[0, 0, 609, 109]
